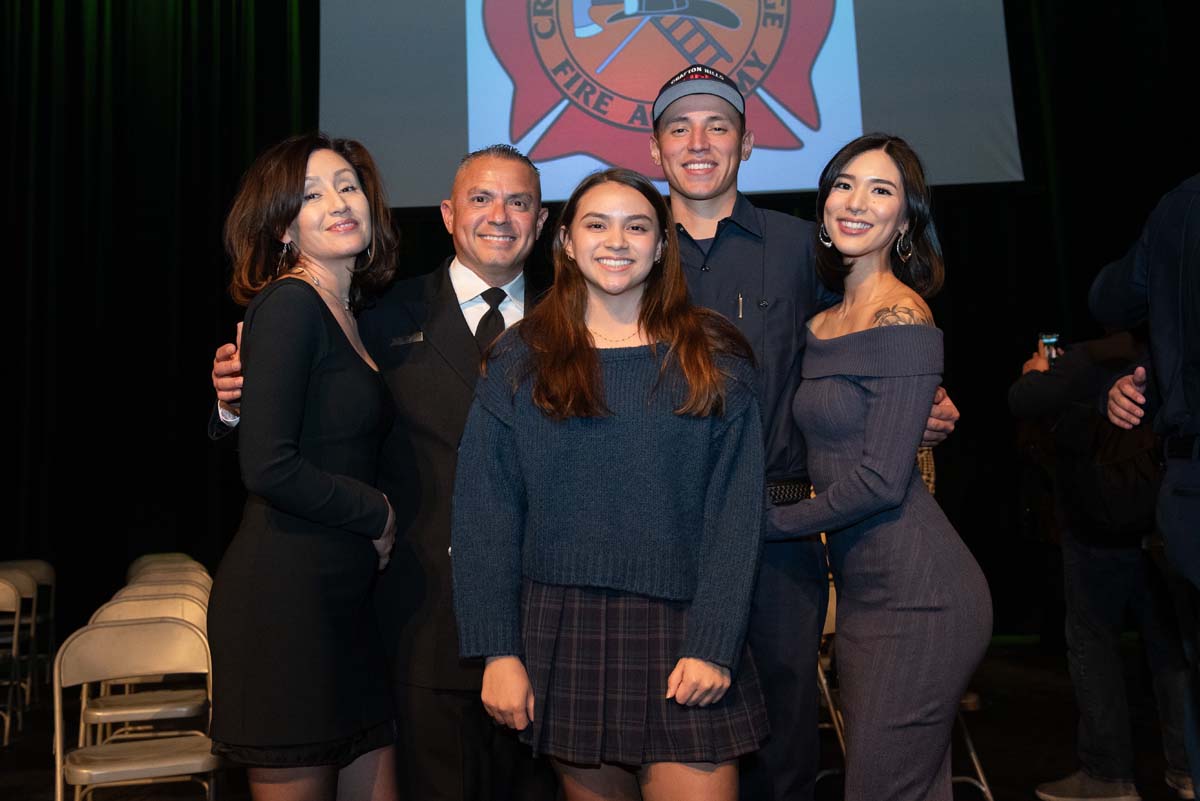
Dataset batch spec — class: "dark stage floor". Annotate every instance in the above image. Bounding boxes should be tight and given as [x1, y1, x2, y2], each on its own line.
[0, 640, 1186, 801]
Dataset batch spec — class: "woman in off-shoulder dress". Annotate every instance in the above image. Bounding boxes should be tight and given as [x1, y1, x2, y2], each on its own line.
[767, 134, 992, 801]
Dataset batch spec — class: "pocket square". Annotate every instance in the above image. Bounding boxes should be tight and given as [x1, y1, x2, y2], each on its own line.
[390, 331, 424, 346]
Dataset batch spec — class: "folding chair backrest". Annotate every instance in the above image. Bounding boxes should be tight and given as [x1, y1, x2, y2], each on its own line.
[0, 559, 54, 586]
[0, 569, 36, 602]
[129, 559, 204, 576]
[126, 553, 198, 581]
[55, 619, 209, 689]
[0, 579, 18, 654]
[0, 580, 17, 614]
[133, 569, 212, 588]
[113, 583, 208, 606]
[90, 595, 209, 634]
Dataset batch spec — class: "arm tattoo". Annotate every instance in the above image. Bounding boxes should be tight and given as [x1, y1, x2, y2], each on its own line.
[871, 305, 932, 327]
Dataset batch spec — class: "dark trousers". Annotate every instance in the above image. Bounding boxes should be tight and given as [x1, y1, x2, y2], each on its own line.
[393, 682, 557, 801]
[739, 537, 829, 801]
[1158, 458, 1200, 784]
[1060, 531, 1190, 781]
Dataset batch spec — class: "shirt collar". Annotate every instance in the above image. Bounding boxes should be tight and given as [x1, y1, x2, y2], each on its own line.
[448, 258, 525, 308]
[724, 192, 763, 238]
[674, 192, 763, 242]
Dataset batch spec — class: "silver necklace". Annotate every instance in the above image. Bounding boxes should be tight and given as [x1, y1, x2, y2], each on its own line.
[291, 266, 350, 311]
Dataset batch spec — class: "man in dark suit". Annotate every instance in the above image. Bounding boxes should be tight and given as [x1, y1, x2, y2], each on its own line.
[1090, 173, 1200, 794]
[212, 144, 555, 801]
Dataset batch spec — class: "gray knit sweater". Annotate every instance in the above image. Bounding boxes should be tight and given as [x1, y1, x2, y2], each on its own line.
[451, 333, 765, 669]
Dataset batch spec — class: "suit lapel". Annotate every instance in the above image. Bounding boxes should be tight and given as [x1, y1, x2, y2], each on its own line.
[412, 262, 482, 391]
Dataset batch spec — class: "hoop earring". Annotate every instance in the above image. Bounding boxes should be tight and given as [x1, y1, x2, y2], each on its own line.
[817, 224, 833, 248]
[277, 241, 293, 274]
[895, 230, 913, 263]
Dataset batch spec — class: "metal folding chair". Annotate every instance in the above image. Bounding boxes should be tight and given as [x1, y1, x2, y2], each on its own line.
[0, 578, 21, 745]
[53, 618, 221, 801]
[84, 596, 211, 745]
[0, 568, 38, 709]
[0, 559, 55, 686]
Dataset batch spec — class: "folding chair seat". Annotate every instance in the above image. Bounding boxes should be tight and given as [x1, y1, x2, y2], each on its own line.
[83, 596, 211, 744]
[126, 553, 199, 582]
[0, 578, 20, 745]
[0, 559, 55, 685]
[54, 618, 220, 801]
[0, 568, 38, 708]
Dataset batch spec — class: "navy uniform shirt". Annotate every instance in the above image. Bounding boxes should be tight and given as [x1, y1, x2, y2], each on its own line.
[678, 193, 840, 481]
[1090, 174, 1200, 437]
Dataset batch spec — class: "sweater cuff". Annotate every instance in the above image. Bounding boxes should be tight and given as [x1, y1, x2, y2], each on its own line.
[456, 616, 523, 660]
[680, 619, 740, 673]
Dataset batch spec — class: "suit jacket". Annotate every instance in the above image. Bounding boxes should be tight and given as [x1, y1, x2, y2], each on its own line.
[360, 259, 546, 691]
[1089, 174, 1200, 437]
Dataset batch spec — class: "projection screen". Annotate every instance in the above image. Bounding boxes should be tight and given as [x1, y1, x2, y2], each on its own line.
[320, 0, 1023, 206]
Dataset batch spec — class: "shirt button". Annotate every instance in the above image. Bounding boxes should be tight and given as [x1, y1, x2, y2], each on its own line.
[447, 546, 452, 557]
[700, 265, 710, 272]
[758, 299, 769, 308]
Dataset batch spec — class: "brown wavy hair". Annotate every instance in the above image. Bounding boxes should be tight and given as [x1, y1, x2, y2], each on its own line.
[508, 168, 753, 420]
[225, 133, 397, 310]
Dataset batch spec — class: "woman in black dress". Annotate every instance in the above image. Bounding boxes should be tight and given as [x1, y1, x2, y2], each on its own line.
[207, 133, 399, 801]
[767, 134, 991, 801]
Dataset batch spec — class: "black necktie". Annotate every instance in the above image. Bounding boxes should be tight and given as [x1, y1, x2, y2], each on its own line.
[474, 287, 507, 350]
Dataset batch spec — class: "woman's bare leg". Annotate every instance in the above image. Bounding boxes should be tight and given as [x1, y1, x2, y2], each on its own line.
[639, 761, 737, 801]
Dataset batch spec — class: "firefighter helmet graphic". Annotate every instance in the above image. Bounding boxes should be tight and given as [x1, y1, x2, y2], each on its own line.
[483, 0, 835, 173]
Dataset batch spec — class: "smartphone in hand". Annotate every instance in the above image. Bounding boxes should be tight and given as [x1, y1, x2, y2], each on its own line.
[1039, 332, 1060, 365]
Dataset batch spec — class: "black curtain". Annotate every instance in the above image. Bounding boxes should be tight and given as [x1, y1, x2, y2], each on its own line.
[7, 0, 317, 631]
[7, 0, 1200, 636]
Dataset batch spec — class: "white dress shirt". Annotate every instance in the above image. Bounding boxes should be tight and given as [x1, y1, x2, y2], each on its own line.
[448, 258, 526, 335]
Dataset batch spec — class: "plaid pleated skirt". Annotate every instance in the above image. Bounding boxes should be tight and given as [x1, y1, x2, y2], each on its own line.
[519, 579, 769, 766]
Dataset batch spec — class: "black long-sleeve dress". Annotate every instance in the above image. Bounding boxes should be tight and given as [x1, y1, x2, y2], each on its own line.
[768, 325, 992, 801]
[208, 279, 395, 766]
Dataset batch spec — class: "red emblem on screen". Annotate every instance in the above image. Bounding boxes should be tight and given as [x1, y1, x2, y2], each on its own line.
[483, 0, 835, 174]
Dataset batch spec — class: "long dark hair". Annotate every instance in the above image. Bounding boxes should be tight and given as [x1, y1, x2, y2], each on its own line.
[225, 132, 397, 310]
[814, 133, 944, 297]
[509, 168, 752, 419]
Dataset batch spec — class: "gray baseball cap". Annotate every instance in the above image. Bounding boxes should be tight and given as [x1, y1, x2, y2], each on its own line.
[652, 64, 745, 125]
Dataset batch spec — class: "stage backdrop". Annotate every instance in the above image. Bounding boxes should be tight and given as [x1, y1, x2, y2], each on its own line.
[320, 0, 1023, 204]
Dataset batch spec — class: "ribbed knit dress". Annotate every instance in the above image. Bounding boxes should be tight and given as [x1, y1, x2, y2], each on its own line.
[452, 333, 769, 765]
[768, 325, 992, 801]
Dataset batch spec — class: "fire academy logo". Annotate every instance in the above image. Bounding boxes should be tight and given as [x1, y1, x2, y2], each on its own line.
[483, 0, 835, 173]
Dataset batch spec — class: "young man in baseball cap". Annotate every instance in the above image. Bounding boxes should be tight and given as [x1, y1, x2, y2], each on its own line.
[648, 65, 960, 801]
